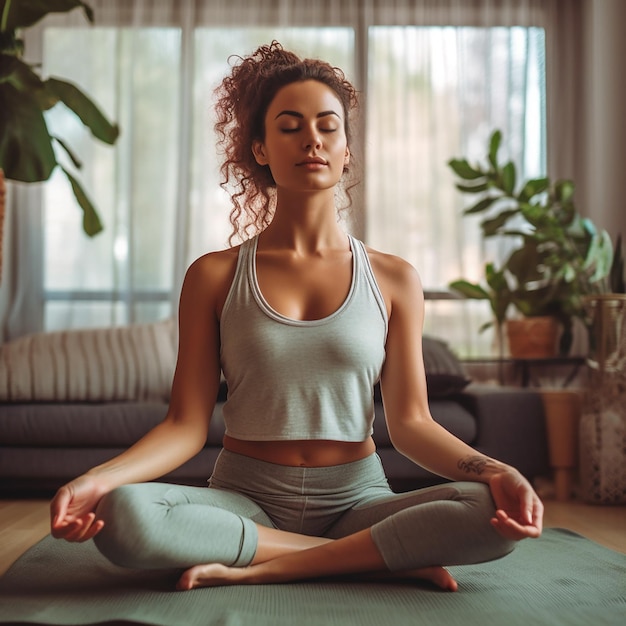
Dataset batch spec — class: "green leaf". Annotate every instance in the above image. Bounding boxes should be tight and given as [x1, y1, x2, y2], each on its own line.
[584, 230, 613, 282]
[609, 234, 625, 292]
[478, 320, 494, 333]
[0, 81, 56, 181]
[52, 135, 82, 169]
[463, 196, 498, 215]
[485, 263, 507, 291]
[455, 181, 489, 194]
[506, 244, 542, 283]
[502, 161, 516, 195]
[2, 53, 43, 90]
[1, 0, 93, 32]
[60, 166, 103, 237]
[448, 158, 485, 180]
[518, 177, 549, 202]
[448, 280, 489, 300]
[488, 130, 502, 168]
[0, 52, 20, 82]
[46, 77, 119, 145]
[481, 208, 519, 236]
[554, 179, 575, 204]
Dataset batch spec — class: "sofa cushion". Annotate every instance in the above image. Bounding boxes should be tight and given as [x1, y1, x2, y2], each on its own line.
[0, 400, 226, 448]
[372, 397, 477, 447]
[0, 403, 170, 446]
[422, 335, 471, 397]
[0, 318, 177, 402]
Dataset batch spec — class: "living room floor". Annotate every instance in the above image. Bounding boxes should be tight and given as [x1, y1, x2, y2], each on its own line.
[1, 487, 625, 577]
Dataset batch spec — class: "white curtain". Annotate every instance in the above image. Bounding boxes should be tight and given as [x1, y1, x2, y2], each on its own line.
[0, 0, 580, 356]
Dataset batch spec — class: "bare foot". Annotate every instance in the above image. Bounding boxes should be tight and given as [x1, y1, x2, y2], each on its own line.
[397, 566, 458, 591]
[177, 563, 457, 592]
[177, 563, 250, 590]
[343, 566, 457, 591]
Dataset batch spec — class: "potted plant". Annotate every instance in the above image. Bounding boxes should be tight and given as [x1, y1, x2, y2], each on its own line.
[0, 0, 119, 237]
[579, 234, 626, 504]
[448, 129, 613, 357]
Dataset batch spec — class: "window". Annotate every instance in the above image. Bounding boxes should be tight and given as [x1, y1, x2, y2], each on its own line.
[366, 26, 546, 353]
[37, 20, 545, 356]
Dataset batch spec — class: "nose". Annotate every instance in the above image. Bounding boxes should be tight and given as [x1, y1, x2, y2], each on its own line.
[302, 126, 322, 151]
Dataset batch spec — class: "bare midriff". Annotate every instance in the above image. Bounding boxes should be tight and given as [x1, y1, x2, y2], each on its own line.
[222, 434, 376, 467]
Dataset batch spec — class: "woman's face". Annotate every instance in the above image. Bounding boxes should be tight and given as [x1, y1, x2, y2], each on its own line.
[252, 79, 350, 194]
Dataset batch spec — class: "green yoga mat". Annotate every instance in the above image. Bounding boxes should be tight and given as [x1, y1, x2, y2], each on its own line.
[0, 528, 624, 626]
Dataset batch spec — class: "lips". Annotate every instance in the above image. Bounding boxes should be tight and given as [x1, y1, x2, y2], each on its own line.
[297, 156, 328, 166]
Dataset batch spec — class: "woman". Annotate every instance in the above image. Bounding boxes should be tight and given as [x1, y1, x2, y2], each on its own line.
[50, 42, 543, 592]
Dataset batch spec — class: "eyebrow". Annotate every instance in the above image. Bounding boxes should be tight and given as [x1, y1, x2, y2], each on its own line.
[274, 110, 340, 120]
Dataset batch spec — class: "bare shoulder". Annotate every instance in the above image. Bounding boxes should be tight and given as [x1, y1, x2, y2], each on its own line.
[186, 245, 239, 279]
[364, 244, 424, 299]
[181, 245, 241, 312]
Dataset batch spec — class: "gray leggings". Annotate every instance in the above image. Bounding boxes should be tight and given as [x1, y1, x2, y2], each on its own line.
[93, 450, 515, 571]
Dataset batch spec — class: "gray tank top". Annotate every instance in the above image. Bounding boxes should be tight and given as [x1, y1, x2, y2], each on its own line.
[219, 234, 388, 441]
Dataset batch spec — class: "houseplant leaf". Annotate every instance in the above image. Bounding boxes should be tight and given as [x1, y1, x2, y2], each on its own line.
[518, 177, 549, 202]
[46, 77, 119, 145]
[455, 181, 489, 193]
[60, 166, 103, 236]
[481, 208, 519, 236]
[447, 159, 485, 180]
[52, 135, 82, 169]
[583, 230, 613, 282]
[463, 196, 498, 215]
[609, 234, 625, 293]
[488, 129, 501, 168]
[1, 1, 117, 238]
[448, 280, 490, 300]
[0, 81, 56, 181]
[1, 0, 93, 30]
[554, 179, 575, 205]
[501, 161, 516, 195]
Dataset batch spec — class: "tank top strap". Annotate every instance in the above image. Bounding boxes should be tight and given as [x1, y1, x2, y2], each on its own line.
[221, 235, 257, 317]
[348, 235, 389, 336]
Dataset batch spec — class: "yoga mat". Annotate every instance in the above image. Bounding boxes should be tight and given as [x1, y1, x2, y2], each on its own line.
[0, 528, 624, 626]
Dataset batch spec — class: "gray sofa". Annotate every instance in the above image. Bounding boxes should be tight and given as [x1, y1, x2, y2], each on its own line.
[0, 324, 550, 496]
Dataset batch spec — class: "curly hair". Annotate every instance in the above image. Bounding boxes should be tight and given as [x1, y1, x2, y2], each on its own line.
[213, 41, 360, 245]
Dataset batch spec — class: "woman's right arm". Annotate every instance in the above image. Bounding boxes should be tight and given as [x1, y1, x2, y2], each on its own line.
[50, 251, 234, 540]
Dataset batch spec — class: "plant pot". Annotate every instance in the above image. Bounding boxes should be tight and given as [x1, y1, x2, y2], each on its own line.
[579, 294, 626, 504]
[584, 294, 626, 374]
[506, 316, 560, 359]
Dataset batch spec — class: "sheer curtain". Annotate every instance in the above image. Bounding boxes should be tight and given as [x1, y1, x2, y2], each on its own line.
[0, 0, 576, 357]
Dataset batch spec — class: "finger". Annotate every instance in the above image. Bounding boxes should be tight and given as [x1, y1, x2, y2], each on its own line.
[490, 518, 527, 541]
[491, 511, 541, 540]
[79, 519, 105, 542]
[71, 514, 104, 542]
[55, 514, 98, 542]
[532, 500, 544, 535]
[52, 520, 84, 541]
[50, 487, 72, 528]
[519, 489, 535, 526]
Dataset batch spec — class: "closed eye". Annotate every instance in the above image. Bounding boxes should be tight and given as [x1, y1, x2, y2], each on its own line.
[280, 127, 337, 134]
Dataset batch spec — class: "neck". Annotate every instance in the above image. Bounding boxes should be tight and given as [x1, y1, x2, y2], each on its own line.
[261, 189, 348, 253]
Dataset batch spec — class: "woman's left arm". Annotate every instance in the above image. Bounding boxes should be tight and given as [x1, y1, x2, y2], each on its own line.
[372, 252, 543, 541]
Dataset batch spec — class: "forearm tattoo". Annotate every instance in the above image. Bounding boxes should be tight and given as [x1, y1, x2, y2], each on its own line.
[457, 455, 489, 475]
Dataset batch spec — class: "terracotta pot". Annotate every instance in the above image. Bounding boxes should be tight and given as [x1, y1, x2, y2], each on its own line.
[506, 316, 560, 358]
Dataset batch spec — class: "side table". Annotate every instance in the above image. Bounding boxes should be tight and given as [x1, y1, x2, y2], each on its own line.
[540, 389, 582, 501]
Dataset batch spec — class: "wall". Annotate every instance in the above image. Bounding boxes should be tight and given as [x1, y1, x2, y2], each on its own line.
[579, 0, 626, 242]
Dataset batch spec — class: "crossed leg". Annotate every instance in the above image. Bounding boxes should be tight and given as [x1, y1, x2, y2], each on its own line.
[177, 525, 457, 591]
[177, 481, 517, 590]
